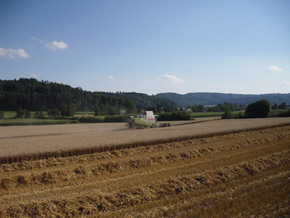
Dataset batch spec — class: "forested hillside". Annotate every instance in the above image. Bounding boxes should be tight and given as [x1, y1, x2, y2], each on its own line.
[0, 78, 176, 113]
[2, 78, 288, 113]
[155, 92, 290, 107]
[101, 92, 175, 109]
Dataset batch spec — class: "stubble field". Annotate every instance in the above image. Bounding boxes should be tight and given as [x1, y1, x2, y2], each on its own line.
[0, 117, 290, 217]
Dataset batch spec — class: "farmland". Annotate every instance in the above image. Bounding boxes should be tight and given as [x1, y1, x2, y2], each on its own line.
[0, 117, 290, 217]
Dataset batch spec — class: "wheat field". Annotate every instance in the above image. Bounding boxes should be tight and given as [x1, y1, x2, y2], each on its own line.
[1, 117, 290, 159]
[0, 117, 290, 217]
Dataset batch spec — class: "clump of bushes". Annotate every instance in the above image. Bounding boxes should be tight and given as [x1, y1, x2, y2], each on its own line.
[15, 107, 32, 118]
[104, 115, 127, 123]
[222, 99, 272, 119]
[25, 110, 32, 118]
[34, 111, 45, 119]
[0, 111, 4, 119]
[78, 117, 103, 123]
[221, 108, 232, 119]
[273, 109, 290, 117]
[245, 100, 270, 118]
[158, 111, 191, 121]
[78, 115, 127, 123]
[47, 108, 61, 117]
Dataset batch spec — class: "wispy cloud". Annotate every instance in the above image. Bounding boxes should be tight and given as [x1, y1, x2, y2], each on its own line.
[29, 73, 38, 78]
[32, 37, 68, 50]
[9, 49, 30, 58]
[158, 74, 185, 84]
[0, 47, 8, 56]
[0, 47, 30, 59]
[109, 76, 115, 79]
[31, 36, 44, 43]
[45, 41, 68, 50]
[282, 80, 290, 85]
[268, 66, 283, 72]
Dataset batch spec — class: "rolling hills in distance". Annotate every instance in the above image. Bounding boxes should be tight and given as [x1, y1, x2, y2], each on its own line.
[155, 92, 290, 107]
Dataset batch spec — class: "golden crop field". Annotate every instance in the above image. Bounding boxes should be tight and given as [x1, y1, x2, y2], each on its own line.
[0, 117, 290, 217]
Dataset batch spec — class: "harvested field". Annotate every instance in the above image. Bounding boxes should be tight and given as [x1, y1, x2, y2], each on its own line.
[0, 118, 290, 217]
[0, 117, 290, 159]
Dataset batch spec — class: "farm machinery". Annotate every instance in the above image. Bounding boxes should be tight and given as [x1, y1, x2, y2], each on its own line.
[126, 111, 170, 129]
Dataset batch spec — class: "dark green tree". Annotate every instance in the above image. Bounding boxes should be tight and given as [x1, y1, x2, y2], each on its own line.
[164, 105, 175, 112]
[39, 110, 45, 118]
[221, 107, 232, 119]
[217, 104, 225, 112]
[278, 102, 287, 110]
[34, 111, 40, 117]
[197, 104, 204, 112]
[68, 103, 76, 116]
[108, 106, 118, 115]
[146, 106, 157, 113]
[157, 103, 162, 113]
[272, 103, 278, 110]
[234, 103, 240, 111]
[47, 109, 52, 116]
[60, 103, 68, 116]
[51, 108, 60, 116]
[16, 107, 24, 118]
[94, 106, 100, 116]
[25, 110, 31, 118]
[245, 100, 270, 118]
[125, 99, 136, 114]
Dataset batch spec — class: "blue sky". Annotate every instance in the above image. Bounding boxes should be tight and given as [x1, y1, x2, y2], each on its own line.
[0, 0, 289, 95]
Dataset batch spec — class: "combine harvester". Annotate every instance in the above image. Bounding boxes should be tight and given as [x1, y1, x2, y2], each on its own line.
[126, 111, 170, 129]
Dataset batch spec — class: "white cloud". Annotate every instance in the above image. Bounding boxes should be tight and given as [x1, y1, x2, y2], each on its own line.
[282, 80, 290, 85]
[268, 66, 283, 72]
[0, 47, 30, 59]
[45, 41, 68, 50]
[9, 48, 30, 58]
[158, 74, 185, 84]
[0, 47, 8, 56]
[31, 36, 44, 43]
[32, 37, 68, 50]
[109, 76, 115, 79]
[29, 73, 38, 78]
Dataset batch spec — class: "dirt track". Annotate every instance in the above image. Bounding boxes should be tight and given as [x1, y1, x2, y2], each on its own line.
[0, 121, 289, 217]
[0, 117, 290, 158]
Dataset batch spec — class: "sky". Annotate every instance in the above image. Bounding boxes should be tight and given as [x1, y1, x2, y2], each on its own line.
[0, 0, 289, 95]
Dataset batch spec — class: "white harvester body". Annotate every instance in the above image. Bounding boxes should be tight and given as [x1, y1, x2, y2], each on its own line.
[126, 111, 170, 128]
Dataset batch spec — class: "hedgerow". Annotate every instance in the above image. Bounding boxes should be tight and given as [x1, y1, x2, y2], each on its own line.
[158, 111, 191, 121]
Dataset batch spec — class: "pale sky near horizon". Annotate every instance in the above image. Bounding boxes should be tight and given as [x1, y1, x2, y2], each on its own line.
[0, 0, 289, 95]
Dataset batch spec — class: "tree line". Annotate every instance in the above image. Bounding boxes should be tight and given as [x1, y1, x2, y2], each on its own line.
[0, 78, 176, 115]
[1, 78, 287, 119]
[221, 99, 290, 119]
[183, 103, 247, 113]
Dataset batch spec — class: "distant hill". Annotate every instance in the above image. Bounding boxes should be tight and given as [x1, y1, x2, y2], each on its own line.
[155, 92, 290, 107]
